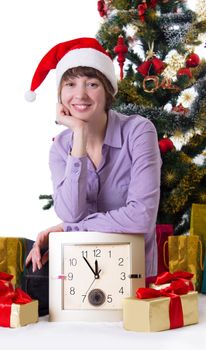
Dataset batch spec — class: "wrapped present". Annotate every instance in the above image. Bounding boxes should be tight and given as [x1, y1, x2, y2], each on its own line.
[0, 272, 38, 328]
[123, 280, 198, 332]
[0, 237, 33, 287]
[150, 271, 195, 291]
[190, 203, 206, 253]
[167, 235, 203, 291]
[156, 224, 173, 274]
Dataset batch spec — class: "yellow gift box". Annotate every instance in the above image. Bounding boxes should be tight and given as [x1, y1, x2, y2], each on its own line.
[0, 237, 25, 286]
[123, 291, 198, 332]
[9, 300, 38, 328]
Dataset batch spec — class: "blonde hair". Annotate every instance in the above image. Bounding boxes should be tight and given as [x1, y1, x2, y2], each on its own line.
[58, 66, 115, 112]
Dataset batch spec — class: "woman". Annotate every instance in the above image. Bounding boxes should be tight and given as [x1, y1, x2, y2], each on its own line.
[26, 37, 161, 282]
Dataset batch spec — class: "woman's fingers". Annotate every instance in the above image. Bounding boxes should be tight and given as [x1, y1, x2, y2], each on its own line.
[25, 250, 32, 266]
[41, 250, 49, 266]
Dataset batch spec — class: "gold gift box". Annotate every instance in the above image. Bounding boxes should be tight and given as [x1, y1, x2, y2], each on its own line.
[123, 292, 198, 332]
[9, 300, 38, 328]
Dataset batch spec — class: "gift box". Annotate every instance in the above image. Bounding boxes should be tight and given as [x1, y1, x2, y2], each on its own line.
[123, 280, 198, 332]
[0, 272, 38, 328]
[156, 224, 173, 274]
[167, 235, 203, 291]
[0, 237, 34, 287]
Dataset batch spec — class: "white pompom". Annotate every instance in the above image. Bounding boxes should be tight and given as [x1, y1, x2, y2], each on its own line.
[24, 90, 36, 102]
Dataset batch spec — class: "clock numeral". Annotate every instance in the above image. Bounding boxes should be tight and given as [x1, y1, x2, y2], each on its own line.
[119, 287, 124, 294]
[118, 258, 124, 266]
[81, 251, 88, 258]
[69, 258, 77, 266]
[69, 287, 75, 295]
[108, 250, 112, 258]
[93, 249, 101, 258]
[120, 272, 126, 280]
[81, 295, 87, 303]
[67, 272, 73, 280]
[107, 295, 113, 303]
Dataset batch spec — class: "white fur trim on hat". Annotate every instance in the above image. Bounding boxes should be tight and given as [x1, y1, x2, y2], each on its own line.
[56, 48, 118, 95]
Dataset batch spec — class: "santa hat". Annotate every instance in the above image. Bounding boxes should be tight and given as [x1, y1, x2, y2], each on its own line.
[25, 37, 118, 102]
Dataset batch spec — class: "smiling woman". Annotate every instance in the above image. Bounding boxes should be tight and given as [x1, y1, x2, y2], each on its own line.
[24, 37, 161, 304]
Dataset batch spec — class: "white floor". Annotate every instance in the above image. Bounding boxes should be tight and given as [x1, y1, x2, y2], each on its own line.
[1, 294, 206, 350]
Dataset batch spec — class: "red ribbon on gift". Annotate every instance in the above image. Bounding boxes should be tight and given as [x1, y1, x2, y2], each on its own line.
[155, 271, 194, 291]
[0, 272, 32, 327]
[136, 279, 192, 329]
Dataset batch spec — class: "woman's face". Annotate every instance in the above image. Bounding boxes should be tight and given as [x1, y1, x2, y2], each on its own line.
[60, 75, 107, 122]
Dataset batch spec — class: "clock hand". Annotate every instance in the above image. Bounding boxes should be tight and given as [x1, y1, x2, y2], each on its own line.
[85, 277, 96, 296]
[84, 270, 102, 296]
[83, 256, 97, 276]
[95, 260, 101, 279]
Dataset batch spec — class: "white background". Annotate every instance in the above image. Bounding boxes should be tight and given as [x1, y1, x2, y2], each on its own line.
[0, 0, 101, 238]
[0, 0, 205, 239]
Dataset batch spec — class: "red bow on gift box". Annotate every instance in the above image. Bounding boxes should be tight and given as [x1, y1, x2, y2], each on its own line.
[136, 276, 193, 329]
[0, 272, 32, 327]
[155, 271, 194, 290]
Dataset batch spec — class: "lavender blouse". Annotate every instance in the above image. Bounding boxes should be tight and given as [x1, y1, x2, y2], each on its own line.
[49, 110, 162, 277]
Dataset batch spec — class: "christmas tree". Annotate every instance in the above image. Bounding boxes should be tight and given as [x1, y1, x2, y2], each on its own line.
[96, 0, 206, 234]
[40, 0, 206, 235]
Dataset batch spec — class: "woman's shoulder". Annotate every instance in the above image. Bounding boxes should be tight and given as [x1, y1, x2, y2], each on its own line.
[110, 109, 157, 134]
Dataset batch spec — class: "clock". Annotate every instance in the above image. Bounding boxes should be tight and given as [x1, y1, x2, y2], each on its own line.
[49, 231, 145, 322]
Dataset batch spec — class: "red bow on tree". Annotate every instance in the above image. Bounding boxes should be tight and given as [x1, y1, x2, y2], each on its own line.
[97, 0, 107, 17]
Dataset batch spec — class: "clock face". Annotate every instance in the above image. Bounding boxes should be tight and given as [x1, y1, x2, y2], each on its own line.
[63, 243, 130, 310]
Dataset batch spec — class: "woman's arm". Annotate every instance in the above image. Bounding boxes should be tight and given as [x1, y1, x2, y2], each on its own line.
[50, 103, 90, 222]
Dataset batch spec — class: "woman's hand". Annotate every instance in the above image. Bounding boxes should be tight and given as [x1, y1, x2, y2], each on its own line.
[25, 223, 64, 272]
[56, 103, 88, 132]
[56, 103, 88, 157]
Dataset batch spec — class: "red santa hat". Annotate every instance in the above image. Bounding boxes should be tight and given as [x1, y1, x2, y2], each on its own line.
[25, 37, 118, 101]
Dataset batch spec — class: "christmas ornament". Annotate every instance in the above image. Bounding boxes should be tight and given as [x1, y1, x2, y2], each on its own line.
[163, 50, 185, 81]
[177, 87, 198, 108]
[161, 78, 180, 92]
[137, 57, 165, 76]
[114, 35, 128, 80]
[172, 103, 189, 115]
[186, 53, 200, 68]
[97, 0, 107, 17]
[137, 42, 166, 77]
[25, 37, 118, 101]
[159, 137, 174, 154]
[137, 0, 158, 21]
[143, 75, 159, 93]
[138, 1, 147, 22]
[177, 68, 192, 79]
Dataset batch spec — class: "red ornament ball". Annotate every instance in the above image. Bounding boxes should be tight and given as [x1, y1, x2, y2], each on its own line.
[186, 53, 200, 68]
[177, 67, 192, 79]
[159, 138, 174, 154]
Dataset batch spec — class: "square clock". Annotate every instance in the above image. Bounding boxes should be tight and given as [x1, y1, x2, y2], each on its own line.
[49, 231, 145, 322]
